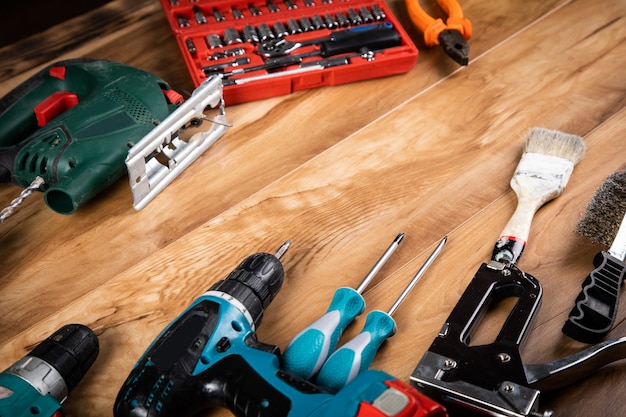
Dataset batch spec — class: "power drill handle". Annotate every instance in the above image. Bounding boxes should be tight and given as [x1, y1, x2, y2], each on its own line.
[114, 296, 308, 417]
[0, 59, 98, 154]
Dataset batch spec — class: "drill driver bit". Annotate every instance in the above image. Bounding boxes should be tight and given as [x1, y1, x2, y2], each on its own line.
[0, 176, 45, 223]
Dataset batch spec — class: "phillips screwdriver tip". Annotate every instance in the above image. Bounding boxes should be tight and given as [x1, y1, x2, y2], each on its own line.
[355, 233, 405, 294]
[274, 240, 293, 259]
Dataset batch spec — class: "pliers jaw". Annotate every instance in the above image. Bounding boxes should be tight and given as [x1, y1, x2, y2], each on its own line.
[438, 29, 469, 66]
[405, 0, 472, 65]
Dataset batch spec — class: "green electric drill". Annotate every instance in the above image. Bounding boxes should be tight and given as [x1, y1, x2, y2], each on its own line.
[0, 58, 181, 215]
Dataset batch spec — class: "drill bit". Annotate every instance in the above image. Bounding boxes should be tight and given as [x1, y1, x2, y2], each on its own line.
[274, 240, 293, 259]
[0, 176, 45, 223]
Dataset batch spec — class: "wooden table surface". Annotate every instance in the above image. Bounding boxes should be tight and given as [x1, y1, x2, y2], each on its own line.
[1, 0, 625, 416]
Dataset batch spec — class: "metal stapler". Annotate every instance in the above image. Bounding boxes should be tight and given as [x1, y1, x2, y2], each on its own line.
[410, 260, 626, 417]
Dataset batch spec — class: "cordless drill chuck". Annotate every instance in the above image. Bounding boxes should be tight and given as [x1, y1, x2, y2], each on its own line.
[210, 242, 288, 328]
[0, 323, 99, 417]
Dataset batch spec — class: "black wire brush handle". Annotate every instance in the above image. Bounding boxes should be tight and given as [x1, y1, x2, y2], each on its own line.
[563, 251, 626, 343]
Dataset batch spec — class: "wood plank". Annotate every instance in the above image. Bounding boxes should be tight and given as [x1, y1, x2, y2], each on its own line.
[0, 0, 573, 342]
[0, 0, 624, 415]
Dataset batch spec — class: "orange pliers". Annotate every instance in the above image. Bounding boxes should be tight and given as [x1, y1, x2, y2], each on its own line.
[405, 0, 472, 65]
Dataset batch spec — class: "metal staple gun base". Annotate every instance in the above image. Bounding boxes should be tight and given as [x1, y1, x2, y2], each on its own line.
[410, 260, 626, 417]
[126, 75, 229, 210]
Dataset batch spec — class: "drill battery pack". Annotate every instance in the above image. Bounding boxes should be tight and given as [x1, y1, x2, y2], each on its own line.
[160, 0, 418, 104]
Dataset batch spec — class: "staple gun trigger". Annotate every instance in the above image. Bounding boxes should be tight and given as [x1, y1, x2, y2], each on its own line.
[410, 261, 626, 417]
[126, 75, 229, 210]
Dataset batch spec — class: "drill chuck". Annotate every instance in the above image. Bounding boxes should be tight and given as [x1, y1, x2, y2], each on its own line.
[3, 324, 99, 402]
[210, 247, 286, 328]
[0, 324, 99, 417]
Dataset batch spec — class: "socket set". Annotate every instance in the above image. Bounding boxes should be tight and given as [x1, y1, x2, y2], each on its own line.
[161, 0, 419, 104]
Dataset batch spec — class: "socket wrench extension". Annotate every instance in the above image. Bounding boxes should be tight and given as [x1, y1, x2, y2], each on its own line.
[257, 23, 401, 57]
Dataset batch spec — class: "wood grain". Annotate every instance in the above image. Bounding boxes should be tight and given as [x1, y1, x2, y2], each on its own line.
[0, 0, 574, 342]
[0, 0, 625, 416]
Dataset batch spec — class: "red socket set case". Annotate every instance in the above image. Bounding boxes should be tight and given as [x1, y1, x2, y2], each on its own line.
[161, 0, 419, 104]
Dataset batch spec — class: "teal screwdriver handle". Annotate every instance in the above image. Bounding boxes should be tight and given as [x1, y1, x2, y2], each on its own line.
[316, 310, 396, 392]
[282, 287, 365, 379]
[316, 236, 447, 391]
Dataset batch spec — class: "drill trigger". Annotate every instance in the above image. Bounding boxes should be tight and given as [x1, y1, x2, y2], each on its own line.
[244, 333, 281, 357]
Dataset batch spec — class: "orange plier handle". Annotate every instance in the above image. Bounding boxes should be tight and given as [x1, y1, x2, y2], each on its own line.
[405, 0, 472, 47]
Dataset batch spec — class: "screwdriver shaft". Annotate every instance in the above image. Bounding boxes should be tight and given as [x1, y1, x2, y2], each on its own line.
[316, 236, 447, 391]
[356, 233, 404, 293]
[387, 235, 447, 316]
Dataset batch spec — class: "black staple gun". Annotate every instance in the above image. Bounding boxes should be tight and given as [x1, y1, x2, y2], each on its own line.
[410, 260, 626, 417]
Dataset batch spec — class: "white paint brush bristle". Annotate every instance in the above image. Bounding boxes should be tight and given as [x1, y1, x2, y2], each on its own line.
[524, 127, 586, 164]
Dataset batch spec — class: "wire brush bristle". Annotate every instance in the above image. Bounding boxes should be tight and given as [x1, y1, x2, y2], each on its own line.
[524, 128, 586, 164]
[576, 169, 626, 246]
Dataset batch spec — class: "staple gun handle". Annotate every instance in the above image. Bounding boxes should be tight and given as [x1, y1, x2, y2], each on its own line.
[412, 262, 626, 417]
[445, 261, 541, 348]
[424, 261, 542, 389]
[525, 336, 626, 391]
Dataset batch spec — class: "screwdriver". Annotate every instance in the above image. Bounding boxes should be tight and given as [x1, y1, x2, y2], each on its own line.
[281, 233, 405, 380]
[316, 236, 447, 392]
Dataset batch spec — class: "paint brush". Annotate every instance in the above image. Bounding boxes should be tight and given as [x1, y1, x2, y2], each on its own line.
[492, 128, 586, 263]
[563, 168, 626, 343]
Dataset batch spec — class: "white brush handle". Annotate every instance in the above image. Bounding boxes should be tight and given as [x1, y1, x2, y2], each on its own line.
[493, 153, 575, 263]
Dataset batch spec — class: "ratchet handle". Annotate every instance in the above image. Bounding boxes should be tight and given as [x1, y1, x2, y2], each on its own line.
[320, 23, 401, 57]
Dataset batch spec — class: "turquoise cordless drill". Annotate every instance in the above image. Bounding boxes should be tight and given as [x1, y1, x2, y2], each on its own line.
[0, 324, 99, 417]
[114, 242, 446, 417]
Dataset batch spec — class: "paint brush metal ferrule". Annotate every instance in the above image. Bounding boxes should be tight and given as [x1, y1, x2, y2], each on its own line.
[515, 152, 575, 192]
